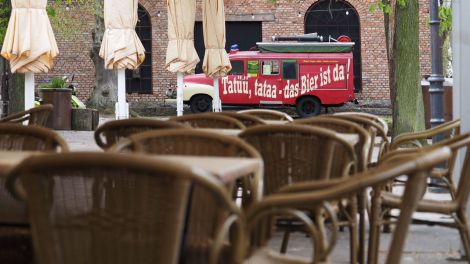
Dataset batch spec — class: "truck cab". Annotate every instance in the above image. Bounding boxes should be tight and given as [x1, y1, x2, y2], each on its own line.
[183, 39, 356, 117]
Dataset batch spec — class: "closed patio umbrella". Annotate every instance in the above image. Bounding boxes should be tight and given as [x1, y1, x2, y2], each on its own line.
[166, 0, 200, 116]
[99, 0, 145, 119]
[1, 0, 59, 111]
[202, 0, 231, 112]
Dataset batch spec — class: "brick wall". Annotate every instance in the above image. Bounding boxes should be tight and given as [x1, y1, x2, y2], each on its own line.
[42, 0, 431, 104]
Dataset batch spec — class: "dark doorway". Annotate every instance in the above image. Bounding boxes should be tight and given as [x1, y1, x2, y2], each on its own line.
[305, 0, 362, 92]
[194, 21, 262, 74]
[126, 5, 152, 94]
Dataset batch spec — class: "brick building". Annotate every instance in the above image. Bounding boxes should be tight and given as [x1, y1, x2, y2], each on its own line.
[40, 0, 431, 108]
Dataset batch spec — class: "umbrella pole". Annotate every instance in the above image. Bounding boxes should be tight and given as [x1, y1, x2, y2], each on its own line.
[177, 72, 184, 116]
[116, 68, 129, 120]
[213, 77, 221, 112]
[24, 72, 35, 111]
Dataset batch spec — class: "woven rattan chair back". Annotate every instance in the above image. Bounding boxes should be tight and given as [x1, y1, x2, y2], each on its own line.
[0, 123, 68, 152]
[94, 118, 186, 150]
[5, 152, 241, 264]
[330, 115, 389, 163]
[170, 113, 246, 129]
[212, 112, 266, 127]
[0, 124, 68, 226]
[237, 109, 294, 122]
[294, 117, 370, 172]
[334, 112, 389, 135]
[240, 125, 356, 196]
[0, 104, 53, 126]
[122, 129, 259, 263]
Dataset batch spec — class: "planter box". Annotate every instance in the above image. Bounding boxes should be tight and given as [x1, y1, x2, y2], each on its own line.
[40, 88, 72, 130]
[72, 109, 99, 131]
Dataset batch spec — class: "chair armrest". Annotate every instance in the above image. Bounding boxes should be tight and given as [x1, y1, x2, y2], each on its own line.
[390, 119, 461, 150]
[0, 111, 29, 123]
[278, 178, 348, 194]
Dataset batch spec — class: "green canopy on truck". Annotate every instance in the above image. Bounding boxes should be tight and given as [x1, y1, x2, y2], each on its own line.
[256, 42, 355, 53]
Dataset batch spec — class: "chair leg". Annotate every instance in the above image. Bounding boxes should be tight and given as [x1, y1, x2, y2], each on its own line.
[456, 210, 470, 260]
[349, 197, 359, 264]
[280, 230, 290, 254]
[358, 191, 366, 264]
[309, 208, 329, 262]
[368, 189, 382, 264]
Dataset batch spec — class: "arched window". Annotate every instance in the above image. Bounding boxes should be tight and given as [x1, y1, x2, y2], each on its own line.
[126, 5, 152, 94]
[305, 0, 362, 92]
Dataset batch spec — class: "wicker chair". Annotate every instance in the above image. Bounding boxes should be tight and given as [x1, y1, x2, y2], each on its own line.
[0, 123, 68, 153]
[390, 119, 460, 150]
[94, 118, 187, 150]
[330, 115, 390, 164]
[294, 117, 370, 172]
[0, 104, 53, 126]
[237, 109, 294, 122]
[293, 117, 372, 262]
[388, 119, 461, 192]
[170, 113, 246, 129]
[0, 124, 68, 263]
[114, 129, 261, 264]
[5, 152, 242, 264]
[228, 147, 451, 264]
[334, 112, 389, 136]
[239, 125, 358, 262]
[211, 112, 267, 127]
[372, 133, 470, 262]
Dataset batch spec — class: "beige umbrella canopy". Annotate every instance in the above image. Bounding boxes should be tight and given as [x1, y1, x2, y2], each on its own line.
[99, 0, 145, 119]
[166, 0, 200, 116]
[99, 0, 145, 70]
[165, 0, 200, 73]
[202, 0, 231, 112]
[202, 0, 231, 76]
[1, 0, 59, 73]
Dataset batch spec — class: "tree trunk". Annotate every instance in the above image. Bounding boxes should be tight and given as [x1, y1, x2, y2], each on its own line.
[8, 71, 25, 113]
[390, 0, 425, 137]
[87, 0, 117, 113]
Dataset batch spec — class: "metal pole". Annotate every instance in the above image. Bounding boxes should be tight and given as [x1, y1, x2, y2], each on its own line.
[428, 0, 447, 192]
[429, 0, 445, 135]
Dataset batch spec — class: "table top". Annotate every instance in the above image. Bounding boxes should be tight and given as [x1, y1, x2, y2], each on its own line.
[152, 155, 263, 184]
[195, 128, 242, 136]
[0, 151, 263, 184]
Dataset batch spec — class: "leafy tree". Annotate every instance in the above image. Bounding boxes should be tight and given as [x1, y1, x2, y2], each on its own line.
[371, 0, 423, 136]
[371, 0, 452, 136]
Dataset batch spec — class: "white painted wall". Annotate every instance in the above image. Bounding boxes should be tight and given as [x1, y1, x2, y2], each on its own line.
[453, 0, 470, 256]
[453, 0, 470, 132]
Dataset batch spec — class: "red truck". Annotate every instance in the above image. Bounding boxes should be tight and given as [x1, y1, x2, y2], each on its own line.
[182, 38, 356, 117]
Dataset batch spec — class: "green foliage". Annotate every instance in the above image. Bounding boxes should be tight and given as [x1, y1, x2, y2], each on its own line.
[369, 0, 452, 35]
[439, 6, 452, 35]
[0, 0, 99, 44]
[39, 77, 68, 89]
[0, 2, 11, 44]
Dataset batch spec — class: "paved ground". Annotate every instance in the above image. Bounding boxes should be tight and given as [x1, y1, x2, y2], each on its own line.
[55, 116, 467, 263]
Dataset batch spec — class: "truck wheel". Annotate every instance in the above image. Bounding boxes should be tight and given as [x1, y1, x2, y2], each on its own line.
[296, 97, 321, 117]
[190, 95, 212, 113]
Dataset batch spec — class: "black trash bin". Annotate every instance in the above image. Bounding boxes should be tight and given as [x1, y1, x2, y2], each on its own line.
[40, 88, 72, 130]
